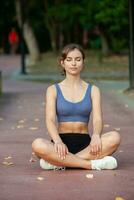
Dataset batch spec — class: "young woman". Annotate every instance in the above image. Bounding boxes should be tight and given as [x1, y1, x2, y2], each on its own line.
[32, 43, 121, 170]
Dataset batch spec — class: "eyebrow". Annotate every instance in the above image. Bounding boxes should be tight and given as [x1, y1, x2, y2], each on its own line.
[66, 56, 82, 59]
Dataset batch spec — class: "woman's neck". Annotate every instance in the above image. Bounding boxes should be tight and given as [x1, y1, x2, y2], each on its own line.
[63, 75, 83, 87]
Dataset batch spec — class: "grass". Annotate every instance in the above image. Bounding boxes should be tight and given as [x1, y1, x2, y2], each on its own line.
[27, 50, 129, 81]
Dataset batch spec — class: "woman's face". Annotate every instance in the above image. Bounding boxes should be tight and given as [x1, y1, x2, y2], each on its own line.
[61, 48, 84, 76]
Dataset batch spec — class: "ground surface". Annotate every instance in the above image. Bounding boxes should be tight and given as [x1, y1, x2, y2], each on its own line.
[0, 55, 134, 200]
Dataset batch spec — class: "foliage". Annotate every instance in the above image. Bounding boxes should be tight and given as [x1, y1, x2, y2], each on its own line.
[0, 0, 129, 53]
[79, 0, 97, 29]
[95, 0, 128, 31]
[94, 0, 129, 51]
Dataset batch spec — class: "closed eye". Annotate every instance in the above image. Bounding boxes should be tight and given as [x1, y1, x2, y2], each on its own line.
[76, 57, 81, 61]
[66, 58, 72, 61]
[66, 57, 82, 61]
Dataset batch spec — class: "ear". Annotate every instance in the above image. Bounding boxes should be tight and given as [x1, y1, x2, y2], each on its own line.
[60, 60, 65, 68]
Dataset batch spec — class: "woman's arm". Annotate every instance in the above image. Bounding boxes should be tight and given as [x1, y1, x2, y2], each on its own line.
[45, 85, 62, 143]
[89, 85, 103, 156]
[45, 85, 68, 159]
[91, 85, 103, 137]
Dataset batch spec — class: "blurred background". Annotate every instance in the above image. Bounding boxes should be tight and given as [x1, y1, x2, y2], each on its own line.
[0, 0, 129, 54]
[0, 0, 131, 81]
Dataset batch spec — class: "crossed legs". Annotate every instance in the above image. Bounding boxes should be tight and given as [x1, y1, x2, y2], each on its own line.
[32, 131, 121, 170]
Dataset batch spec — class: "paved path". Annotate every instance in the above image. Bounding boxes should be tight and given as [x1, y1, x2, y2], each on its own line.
[0, 55, 134, 200]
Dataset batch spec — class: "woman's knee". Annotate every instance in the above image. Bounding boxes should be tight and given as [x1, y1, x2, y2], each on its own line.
[32, 138, 49, 155]
[109, 131, 121, 148]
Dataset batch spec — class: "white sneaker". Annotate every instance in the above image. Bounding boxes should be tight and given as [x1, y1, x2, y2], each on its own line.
[40, 159, 65, 170]
[91, 156, 117, 170]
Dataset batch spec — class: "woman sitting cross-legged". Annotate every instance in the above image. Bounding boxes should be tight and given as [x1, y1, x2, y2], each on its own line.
[32, 43, 121, 170]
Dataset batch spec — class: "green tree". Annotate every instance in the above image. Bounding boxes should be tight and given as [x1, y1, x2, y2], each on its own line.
[15, 0, 41, 64]
[95, 0, 128, 54]
[43, 0, 84, 51]
[0, 0, 129, 55]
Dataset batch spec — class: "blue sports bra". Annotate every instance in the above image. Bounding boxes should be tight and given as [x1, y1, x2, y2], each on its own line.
[55, 83, 92, 123]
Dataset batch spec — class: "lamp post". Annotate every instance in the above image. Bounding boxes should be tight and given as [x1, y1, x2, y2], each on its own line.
[128, 0, 134, 89]
[20, 0, 26, 74]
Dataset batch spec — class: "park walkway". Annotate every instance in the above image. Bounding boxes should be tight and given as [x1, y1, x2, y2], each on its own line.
[0, 55, 134, 200]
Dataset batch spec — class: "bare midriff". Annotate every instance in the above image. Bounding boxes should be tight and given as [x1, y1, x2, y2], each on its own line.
[58, 122, 88, 134]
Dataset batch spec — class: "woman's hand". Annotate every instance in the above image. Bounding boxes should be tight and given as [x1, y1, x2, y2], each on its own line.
[89, 134, 102, 157]
[54, 141, 69, 160]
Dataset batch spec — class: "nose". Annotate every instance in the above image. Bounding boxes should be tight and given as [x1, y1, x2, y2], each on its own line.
[72, 59, 76, 65]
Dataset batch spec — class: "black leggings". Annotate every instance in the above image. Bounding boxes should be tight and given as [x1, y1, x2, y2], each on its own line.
[57, 133, 91, 154]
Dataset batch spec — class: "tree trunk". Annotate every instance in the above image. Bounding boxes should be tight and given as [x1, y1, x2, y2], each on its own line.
[44, 0, 66, 52]
[46, 19, 57, 52]
[82, 29, 89, 48]
[15, 0, 41, 64]
[23, 22, 41, 64]
[49, 27, 57, 52]
[58, 24, 64, 50]
[100, 31, 110, 56]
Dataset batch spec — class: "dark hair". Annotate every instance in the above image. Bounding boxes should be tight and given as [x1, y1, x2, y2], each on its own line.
[59, 43, 85, 76]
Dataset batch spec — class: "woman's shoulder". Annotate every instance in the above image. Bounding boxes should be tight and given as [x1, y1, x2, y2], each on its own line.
[47, 84, 56, 90]
[91, 84, 100, 90]
[46, 84, 57, 96]
[86, 81, 99, 90]
[90, 84, 101, 98]
[46, 82, 63, 96]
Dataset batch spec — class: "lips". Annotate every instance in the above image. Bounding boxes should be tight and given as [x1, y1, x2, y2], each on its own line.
[70, 68, 77, 70]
